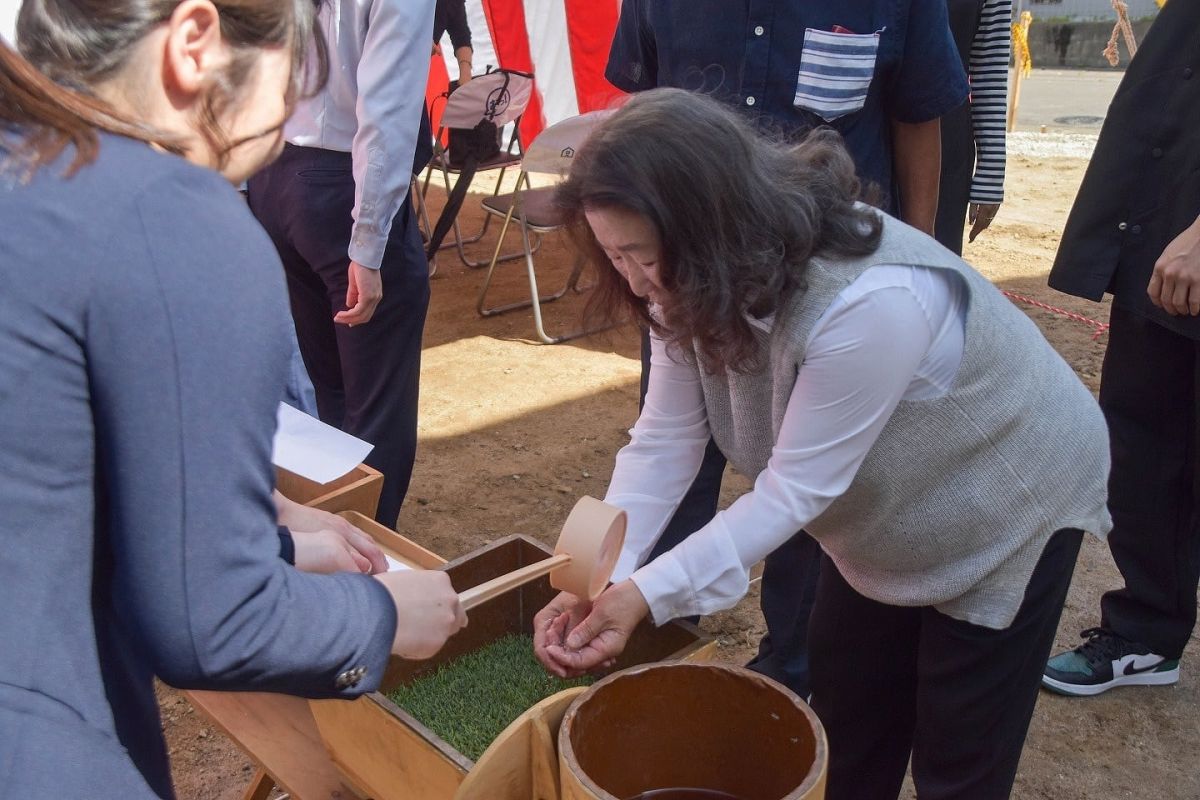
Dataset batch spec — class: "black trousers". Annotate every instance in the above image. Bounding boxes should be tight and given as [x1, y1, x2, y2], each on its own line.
[639, 332, 821, 697]
[809, 529, 1083, 800]
[248, 144, 430, 526]
[1099, 306, 1200, 659]
[934, 98, 974, 256]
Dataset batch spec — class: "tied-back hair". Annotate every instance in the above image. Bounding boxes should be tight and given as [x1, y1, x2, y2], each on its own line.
[0, 0, 329, 174]
[558, 88, 884, 375]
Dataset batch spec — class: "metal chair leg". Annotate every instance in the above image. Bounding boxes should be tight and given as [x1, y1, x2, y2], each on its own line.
[476, 198, 616, 345]
[477, 199, 568, 317]
[453, 163, 540, 269]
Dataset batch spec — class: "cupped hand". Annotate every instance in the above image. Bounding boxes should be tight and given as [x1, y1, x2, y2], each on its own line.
[293, 529, 373, 574]
[533, 581, 650, 678]
[374, 570, 467, 659]
[334, 261, 383, 326]
[275, 492, 388, 574]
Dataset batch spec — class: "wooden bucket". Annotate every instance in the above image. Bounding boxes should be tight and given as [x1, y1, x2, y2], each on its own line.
[558, 663, 827, 800]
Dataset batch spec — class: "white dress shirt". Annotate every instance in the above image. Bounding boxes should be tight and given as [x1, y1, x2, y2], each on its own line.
[0, 0, 17, 46]
[286, 0, 435, 269]
[607, 264, 968, 624]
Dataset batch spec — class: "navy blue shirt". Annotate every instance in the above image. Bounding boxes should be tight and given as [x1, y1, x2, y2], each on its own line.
[606, 0, 968, 210]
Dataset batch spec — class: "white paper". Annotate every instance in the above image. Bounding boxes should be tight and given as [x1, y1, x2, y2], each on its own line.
[385, 554, 413, 573]
[0, 0, 18, 46]
[272, 403, 374, 484]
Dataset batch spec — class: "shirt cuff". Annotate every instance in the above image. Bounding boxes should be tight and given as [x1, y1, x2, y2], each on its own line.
[348, 226, 386, 270]
[277, 526, 296, 565]
[629, 551, 695, 625]
[968, 184, 1004, 204]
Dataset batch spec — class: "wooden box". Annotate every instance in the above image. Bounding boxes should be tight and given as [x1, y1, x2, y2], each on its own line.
[309, 533, 716, 800]
[275, 463, 384, 519]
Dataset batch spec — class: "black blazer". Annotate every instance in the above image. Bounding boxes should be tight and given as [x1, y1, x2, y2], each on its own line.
[1048, 0, 1200, 340]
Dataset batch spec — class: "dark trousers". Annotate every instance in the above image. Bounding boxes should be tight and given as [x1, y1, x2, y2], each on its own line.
[1098, 306, 1200, 659]
[640, 331, 820, 697]
[248, 145, 430, 526]
[934, 99, 974, 257]
[810, 529, 1083, 800]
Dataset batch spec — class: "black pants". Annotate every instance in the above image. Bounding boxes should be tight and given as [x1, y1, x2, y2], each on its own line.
[1099, 306, 1200, 659]
[248, 144, 430, 526]
[640, 332, 821, 697]
[810, 529, 1083, 800]
[934, 98, 974, 256]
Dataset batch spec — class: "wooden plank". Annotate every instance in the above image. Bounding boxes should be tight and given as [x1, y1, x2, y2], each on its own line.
[185, 691, 360, 800]
[241, 769, 276, 800]
[277, 464, 384, 519]
[309, 695, 468, 800]
[529, 715, 560, 800]
[453, 687, 583, 800]
[337, 511, 446, 569]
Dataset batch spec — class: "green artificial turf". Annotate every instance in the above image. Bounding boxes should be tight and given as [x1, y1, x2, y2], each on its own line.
[386, 633, 593, 762]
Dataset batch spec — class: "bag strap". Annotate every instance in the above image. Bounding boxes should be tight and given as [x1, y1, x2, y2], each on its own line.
[424, 68, 531, 259]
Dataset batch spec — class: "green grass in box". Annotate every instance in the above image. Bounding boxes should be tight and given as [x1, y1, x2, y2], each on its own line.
[387, 633, 593, 761]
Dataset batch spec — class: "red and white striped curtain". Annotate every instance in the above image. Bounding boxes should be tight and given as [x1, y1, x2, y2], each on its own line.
[429, 0, 625, 143]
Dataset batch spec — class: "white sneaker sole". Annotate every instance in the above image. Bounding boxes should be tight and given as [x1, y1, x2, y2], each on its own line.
[1042, 665, 1180, 697]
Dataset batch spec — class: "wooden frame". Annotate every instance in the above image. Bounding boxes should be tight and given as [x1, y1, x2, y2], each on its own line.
[276, 464, 384, 519]
[309, 535, 717, 800]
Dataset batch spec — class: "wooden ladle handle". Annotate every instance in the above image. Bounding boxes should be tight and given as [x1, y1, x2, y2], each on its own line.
[458, 553, 572, 611]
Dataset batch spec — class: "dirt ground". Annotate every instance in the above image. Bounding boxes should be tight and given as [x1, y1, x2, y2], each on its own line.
[162, 144, 1200, 799]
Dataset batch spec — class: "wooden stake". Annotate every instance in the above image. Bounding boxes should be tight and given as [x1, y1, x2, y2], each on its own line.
[1008, 11, 1034, 132]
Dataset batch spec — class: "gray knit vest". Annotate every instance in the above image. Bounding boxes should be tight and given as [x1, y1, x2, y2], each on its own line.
[698, 213, 1112, 629]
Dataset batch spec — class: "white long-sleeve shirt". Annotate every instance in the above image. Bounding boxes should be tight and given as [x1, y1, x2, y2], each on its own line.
[608, 264, 968, 624]
[286, 0, 435, 269]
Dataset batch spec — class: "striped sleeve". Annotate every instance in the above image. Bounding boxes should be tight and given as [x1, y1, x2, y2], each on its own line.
[968, 0, 1011, 203]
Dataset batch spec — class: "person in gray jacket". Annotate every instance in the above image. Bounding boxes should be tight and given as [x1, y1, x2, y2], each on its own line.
[0, 2, 464, 797]
[532, 89, 1112, 800]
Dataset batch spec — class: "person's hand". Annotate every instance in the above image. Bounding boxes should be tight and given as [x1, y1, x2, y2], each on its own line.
[533, 581, 650, 678]
[967, 202, 1001, 243]
[334, 261, 383, 326]
[374, 570, 467, 659]
[274, 491, 388, 573]
[292, 529, 375, 574]
[1148, 218, 1200, 316]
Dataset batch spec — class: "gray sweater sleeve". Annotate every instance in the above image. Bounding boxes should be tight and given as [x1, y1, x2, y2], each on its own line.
[86, 167, 396, 697]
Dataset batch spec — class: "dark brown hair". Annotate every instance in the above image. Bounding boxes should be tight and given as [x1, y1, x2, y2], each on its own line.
[0, 0, 327, 174]
[558, 88, 884, 374]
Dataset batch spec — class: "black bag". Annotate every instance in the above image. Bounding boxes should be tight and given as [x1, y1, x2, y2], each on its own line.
[426, 68, 528, 259]
[446, 119, 501, 169]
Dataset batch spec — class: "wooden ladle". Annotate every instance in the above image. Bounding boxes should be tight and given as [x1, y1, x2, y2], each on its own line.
[458, 496, 627, 611]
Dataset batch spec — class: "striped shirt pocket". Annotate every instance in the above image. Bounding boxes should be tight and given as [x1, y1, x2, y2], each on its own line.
[793, 28, 881, 122]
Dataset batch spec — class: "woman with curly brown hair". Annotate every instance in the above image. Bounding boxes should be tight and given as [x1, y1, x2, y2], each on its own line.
[533, 88, 1112, 799]
[0, 2, 463, 797]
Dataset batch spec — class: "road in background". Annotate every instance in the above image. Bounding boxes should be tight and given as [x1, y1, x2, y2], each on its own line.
[1008, 67, 1124, 134]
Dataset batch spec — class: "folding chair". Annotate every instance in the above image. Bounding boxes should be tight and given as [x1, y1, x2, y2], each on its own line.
[476, 109, 617, 344]
[423, 70, 536, 268]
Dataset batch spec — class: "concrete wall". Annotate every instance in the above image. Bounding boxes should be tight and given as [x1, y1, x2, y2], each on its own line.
[1020, 0, 1159, 22]
[1026, 17, 1156, 69]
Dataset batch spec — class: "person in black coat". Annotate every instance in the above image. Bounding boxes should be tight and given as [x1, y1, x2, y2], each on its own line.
[1043, 0, 1200, 696]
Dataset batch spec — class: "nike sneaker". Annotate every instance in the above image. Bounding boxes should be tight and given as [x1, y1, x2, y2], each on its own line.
[1043, 627, 1179, 696]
